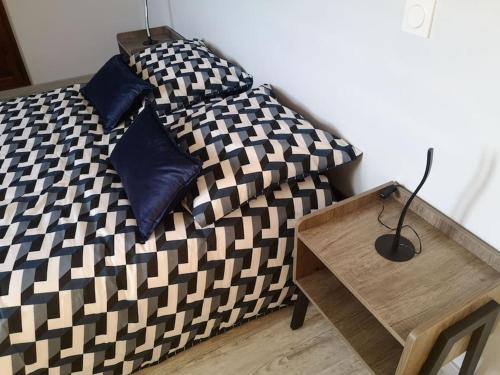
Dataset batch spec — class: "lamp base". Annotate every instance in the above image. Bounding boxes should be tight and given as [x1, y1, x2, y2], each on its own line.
[143, 38, 158, 46]
[375, 234, 415, 262]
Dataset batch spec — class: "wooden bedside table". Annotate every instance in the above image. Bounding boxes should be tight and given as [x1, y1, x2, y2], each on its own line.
[291, 182, 500, 375]
[117, 25, 184, 59]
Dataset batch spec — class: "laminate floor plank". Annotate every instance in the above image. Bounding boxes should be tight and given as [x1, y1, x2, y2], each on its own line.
[137, 306, 463, 375]
[138, 306, 370, 375]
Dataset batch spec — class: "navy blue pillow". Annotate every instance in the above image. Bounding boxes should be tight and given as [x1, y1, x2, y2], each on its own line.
[81, 55, 152, 131]
[109, 102, 201, 242]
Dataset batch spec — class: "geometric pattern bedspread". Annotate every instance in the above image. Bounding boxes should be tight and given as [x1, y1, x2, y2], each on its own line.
[0, 85, 334, 374]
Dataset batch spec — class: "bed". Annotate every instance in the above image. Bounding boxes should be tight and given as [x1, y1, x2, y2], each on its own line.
[0, 39, 360, 375]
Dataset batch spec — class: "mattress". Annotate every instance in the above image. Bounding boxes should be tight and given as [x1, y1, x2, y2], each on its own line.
[0, 85, 334, 374]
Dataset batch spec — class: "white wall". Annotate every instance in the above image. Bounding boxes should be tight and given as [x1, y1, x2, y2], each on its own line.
[170, 1, 500, 372]
[4, 0, 171, 84]
[170, 0, 500, 252]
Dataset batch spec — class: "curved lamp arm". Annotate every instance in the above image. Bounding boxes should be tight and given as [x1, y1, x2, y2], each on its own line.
[392, 148, 434, 252]
[144, 0, 152, 41]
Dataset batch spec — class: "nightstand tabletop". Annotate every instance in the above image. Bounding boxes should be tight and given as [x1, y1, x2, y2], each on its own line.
[297, 184, 500, 344]
[117, 26, 184, 58]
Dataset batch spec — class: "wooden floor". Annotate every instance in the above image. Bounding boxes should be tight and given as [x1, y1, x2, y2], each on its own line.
[137, 305, 468, 375]
[138, 306, 371, 375]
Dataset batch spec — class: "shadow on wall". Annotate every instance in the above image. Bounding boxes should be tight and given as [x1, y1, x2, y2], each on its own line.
[205, 38, 350, 141]
[272, 85, 344, 136]
[451, 149, 496, 224]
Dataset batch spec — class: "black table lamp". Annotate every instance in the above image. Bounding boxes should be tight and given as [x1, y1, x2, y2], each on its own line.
[143, 0, 158, 46]
[375, 148, 434, 262]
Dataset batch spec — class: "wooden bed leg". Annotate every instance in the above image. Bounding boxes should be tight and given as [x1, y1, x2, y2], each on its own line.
[291, 290, 310, 330]
[420, 301, 499, 375]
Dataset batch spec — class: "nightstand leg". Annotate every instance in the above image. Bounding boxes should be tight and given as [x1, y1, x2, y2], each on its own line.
[291, 290, 310, 330]
[420, 301, 499, 375]
[458, 315, 496, 375]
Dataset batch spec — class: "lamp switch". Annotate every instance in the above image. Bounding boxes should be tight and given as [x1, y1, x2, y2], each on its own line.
[402, 0, 437, 38]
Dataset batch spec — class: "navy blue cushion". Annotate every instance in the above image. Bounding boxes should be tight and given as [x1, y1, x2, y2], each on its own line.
[81, 55, 152, 131]
[109, 102, 201, 242]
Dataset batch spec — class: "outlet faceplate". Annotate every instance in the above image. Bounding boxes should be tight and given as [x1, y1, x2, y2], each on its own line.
[402, 0, 437, 38]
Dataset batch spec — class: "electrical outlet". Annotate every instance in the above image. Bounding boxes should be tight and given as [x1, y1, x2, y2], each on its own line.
[402, 0, 437, 38]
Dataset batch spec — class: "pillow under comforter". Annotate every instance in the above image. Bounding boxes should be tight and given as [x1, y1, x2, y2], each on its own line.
[129, 39, 253, 115]
[168, 84, 362, 227]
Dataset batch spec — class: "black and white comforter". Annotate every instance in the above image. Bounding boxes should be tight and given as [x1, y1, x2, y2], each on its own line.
[0, 85, 334, 374]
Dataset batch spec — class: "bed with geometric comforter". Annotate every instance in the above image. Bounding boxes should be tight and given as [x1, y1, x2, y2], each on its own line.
[0, 84, 334, 374]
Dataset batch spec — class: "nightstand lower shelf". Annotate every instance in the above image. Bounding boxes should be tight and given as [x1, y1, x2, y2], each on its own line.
[297, 265, 403, 375]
